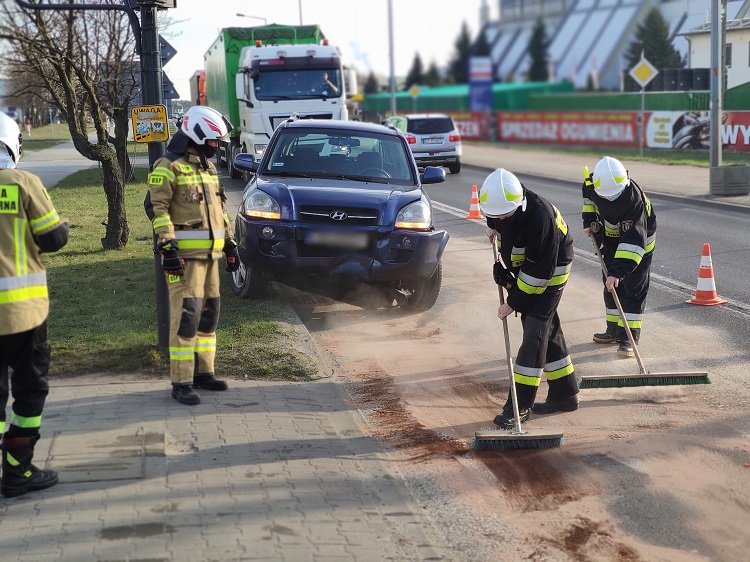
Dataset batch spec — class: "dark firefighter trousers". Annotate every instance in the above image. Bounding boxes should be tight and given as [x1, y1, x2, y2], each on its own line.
[509, 289, 578, 409]
[0, 322, 51, 466]
[167, 259, 221, 385]
[601, 250, 653, 344]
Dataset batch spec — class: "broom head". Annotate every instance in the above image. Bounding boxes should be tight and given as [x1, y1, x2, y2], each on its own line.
[579, 371, 710, 389]
[473, 428, 564, 450]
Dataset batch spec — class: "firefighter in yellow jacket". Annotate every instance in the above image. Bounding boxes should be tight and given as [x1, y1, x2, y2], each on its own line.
[144, 106, 239, 405]
[0, 113, 69, 497]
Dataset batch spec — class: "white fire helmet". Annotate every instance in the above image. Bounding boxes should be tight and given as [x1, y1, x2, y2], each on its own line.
[593, 156, 629, 199]
[180, 106, 231, 145]
[0, 112, 21, 165]
[479, 168, 526, 217]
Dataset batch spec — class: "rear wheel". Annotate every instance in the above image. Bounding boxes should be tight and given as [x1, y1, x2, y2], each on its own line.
[400, 262, 442, 312]
[448, 161, 461, 174]
[229, 258, 268, 299]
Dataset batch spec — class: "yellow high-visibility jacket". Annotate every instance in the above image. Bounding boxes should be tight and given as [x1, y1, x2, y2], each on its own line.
[145, 148, 234, 260]
[0, 168, 67, 336]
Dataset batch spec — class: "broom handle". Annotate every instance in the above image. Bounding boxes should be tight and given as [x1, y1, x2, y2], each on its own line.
[590, 234, 648, 374]
[493, 241, 523, 433]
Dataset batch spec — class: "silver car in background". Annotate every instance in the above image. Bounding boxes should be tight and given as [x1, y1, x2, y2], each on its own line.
[388, 113, 462, 174]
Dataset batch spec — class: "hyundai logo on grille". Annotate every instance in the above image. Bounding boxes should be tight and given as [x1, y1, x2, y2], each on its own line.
[330, 211, 348, 221]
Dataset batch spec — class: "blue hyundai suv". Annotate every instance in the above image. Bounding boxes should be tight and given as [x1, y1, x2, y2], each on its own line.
[230, 116, 449, 311]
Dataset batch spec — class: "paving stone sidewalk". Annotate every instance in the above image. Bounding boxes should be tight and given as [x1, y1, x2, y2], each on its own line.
[0, 378, 453, 562]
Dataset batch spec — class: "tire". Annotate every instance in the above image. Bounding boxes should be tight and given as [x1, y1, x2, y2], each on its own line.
[400, 262, 442, 312]
[228, 258, 267, 299]
[448, 161, 461, 174]
[228, 144, 242, 179]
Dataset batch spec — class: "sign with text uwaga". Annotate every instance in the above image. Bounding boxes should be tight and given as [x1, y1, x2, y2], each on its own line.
[131, 105, 169, 143]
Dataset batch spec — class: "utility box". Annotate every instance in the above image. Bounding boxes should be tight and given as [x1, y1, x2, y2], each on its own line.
[710, 165, 750, 196]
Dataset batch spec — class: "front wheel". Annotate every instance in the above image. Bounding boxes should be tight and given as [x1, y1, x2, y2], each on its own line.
[228, 258, 268, 299]
[399, 262, 442, 312]
[227, 144, 242, 179]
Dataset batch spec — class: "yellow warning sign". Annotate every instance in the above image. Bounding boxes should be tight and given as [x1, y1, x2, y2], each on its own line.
[131, 105, 170, 143]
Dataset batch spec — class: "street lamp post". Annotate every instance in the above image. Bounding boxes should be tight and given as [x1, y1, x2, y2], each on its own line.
[388, 0, 396, 117]
[236, 13, 267, 25]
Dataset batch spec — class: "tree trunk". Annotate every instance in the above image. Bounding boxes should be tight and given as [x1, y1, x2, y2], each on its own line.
[100, 153, 129, 250]
[109, 107, 134, 183]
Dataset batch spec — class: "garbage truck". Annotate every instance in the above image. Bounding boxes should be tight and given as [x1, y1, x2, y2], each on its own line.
[203, 25, 356, 178]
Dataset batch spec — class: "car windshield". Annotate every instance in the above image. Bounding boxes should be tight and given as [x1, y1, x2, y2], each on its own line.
[407, 117, 455, 135]
[254, 69, 343, 100]
[262, 127, 416, 185]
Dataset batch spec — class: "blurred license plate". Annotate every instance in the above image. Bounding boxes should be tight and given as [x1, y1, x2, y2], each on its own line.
[305, 231, 368, 249]
[423, 137, 443, 144]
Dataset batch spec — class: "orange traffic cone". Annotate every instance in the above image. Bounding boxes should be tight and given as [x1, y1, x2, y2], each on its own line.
[465, 184, 483, 219]
[686, 243, 727, 306]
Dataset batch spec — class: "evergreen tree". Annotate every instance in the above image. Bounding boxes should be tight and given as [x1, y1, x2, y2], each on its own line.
[403, 53, 424, 90]
[527, 18, 549, 82]
[363, 71, 380, 94]
[448, 21, 473, 84]
[624, 7, 684, 90]
[472, 27, 491, 57]
[424, 61, 442, 87]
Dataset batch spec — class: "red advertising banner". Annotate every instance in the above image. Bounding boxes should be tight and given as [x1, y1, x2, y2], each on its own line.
[721, 111, 750, 150]
[447, 112, 490, 141]
[497, 111, 639, 146]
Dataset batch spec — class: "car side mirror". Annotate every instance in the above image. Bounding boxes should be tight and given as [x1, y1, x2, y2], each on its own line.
[421, 166, 446, 185]
[234, 153, 258, 172]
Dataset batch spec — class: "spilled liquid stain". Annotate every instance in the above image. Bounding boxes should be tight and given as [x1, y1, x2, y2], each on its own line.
[99, 523, 175, 540]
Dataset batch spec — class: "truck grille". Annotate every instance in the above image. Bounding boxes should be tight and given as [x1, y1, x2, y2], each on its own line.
[298, 205, 379, 226]
[270, 113, 334, 130]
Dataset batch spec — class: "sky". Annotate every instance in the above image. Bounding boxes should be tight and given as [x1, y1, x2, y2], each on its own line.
[162, 0, 489, 100]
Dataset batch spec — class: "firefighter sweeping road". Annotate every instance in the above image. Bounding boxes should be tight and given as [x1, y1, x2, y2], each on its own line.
[2, 139, 749, 561]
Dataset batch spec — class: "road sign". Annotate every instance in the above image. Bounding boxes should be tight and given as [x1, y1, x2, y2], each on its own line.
[131, 105, 170, 143]
[629, 56, 658, 89]
[162, 73, 179, 100]
[159, 35, 177, 66]
[409, 86, 420, 99]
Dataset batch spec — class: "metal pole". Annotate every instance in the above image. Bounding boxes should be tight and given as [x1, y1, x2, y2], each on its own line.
[387, 0, 396, 117]
[299, 0, 303, 24]
[709, 0, 723, 169]
[140, 5, 169, 350]
[639, 86, 645, 158]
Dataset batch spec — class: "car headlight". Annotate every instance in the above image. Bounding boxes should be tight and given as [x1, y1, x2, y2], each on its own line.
[395, 200, 431, 231]
[254, 144, 267, 155]
[243, 189, 281, 220]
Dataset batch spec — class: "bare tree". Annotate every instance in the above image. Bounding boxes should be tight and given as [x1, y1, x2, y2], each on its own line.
[0, 1, 141, 250]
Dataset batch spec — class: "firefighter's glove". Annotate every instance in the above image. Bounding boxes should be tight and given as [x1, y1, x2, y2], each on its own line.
[493, 262, 515, 290]
[158, 240, 184, 276]
[223, 239, 240, 273]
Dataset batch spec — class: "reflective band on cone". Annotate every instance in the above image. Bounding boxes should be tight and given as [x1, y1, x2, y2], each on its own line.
[466, 184, 483, 219]
[686, 243, 727, 306]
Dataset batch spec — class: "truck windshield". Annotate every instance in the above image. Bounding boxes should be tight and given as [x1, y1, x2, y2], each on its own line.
[255, 69, 343, 100]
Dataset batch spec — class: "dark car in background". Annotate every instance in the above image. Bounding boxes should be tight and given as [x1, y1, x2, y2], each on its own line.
[387, 113, 462, 174]
[230, 116, 450, 311]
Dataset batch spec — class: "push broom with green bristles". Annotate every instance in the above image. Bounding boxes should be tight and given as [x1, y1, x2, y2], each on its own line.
[473, 245, 564, 450]
[579, 209, 711, 389]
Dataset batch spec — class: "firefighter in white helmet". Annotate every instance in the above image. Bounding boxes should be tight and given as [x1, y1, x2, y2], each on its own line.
[144, 105, 240, 405]
[0, 112, 69, 497]
[582, 156, 657, 357]
[480, 169, 578, 429]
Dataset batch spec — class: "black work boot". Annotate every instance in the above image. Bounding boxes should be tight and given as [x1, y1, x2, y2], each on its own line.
[592, 329, 616, 344]
[532, 394, 579, 414]
[493, 402, 530, 430]
[2, 436, 58, 498]
[617, 341, 634, 358]
[171, 383, 201, 405]
[193, 373, 228, 391]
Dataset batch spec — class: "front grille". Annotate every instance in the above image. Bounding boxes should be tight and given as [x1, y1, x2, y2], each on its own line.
[269, 113, 334, 130]
[298, 205, 379, 226]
